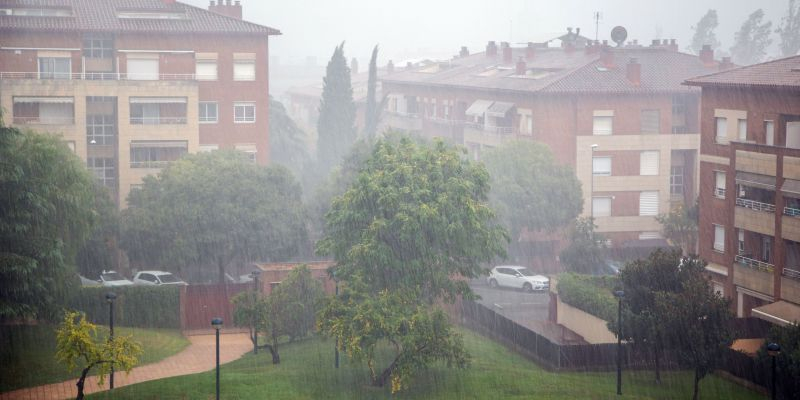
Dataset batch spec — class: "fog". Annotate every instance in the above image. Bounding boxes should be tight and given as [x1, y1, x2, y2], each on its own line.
[185, 0, 786, 67]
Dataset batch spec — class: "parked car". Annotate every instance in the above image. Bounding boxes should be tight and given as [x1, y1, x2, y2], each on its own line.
[487, 266, 549, 292]
[133, 270, 187, 286]
[99, 270, 134, 287]
[78, 274, 101, 287]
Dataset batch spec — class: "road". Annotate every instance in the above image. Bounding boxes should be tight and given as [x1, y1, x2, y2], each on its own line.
[470, 279, 550, 324]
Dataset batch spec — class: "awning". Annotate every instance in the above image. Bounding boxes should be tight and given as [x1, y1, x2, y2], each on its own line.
[782, 179, 800, 197]
[752, 301, 800, 326]
[486, 101, 515, 118]
[736, 172, 776, 190]
[130, 140, 188, 149]
[13, 97, 73, 104]
[129, 97, 187, 104]
[464, 100, 493, 117]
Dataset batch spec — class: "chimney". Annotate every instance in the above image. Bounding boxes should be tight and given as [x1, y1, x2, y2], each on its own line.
[719, 56, 734, 71]
[486, 41, 498, 57]
[208, 0, 242, 19]
[699, 44, 714, 66]
[662, 39, 669, 46]
[651, 39, 660, 47]
[459, 46, 469, 58]
[387, 60, 394, 74]
[350, 57, 359, 75]
[669, 39, 678, 51]
[406, 61, 413, 70]
[516, 56, 526, 75]
[526, 42, 536, 60]
[501, 42, 512, 63]
[600, 45, 614, 68]
[585, 40, 596, 55]
[626, 58, 641, 86]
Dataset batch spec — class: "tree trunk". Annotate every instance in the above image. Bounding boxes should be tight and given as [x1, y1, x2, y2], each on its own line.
[75, 365, 93, 400]
[259, 341, 280, 364]
[372, 358, 398, 387]
[692, 368, 701, 400]
[653, 345, 661, 384]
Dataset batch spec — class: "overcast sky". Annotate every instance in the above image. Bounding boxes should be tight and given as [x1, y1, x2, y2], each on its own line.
[187, 0, 787, 66]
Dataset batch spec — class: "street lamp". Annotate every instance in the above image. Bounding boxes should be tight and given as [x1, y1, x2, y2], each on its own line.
[613, 290, 625, 396]
[250, 270, 261, 355]
[105, 292, 117, 390]
[767, 342, 781, 400]
[212, 317, 223, 400]
[333, 269, 339, 369]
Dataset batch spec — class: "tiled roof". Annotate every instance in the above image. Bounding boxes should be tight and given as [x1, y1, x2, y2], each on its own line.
[382, 46, 716, 95]
[0, 0, 280, 35]
[684, 55, 800, 89]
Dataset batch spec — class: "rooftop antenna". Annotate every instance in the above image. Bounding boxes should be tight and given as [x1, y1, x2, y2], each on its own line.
[594, 12, 602, 41]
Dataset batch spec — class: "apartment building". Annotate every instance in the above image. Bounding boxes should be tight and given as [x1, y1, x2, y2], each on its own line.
[687, 56, 800, 324]
[0, 0, 279, 206]
[380, 35, 725, 258]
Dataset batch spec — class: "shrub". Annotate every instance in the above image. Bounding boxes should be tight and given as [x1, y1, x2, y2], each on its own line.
[557, 273, 618, 323]
[67, 285, 181, 329]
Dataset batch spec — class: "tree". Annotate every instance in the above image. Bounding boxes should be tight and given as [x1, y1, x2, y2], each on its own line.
[75, 184, 119, 278]
[317, 42, 357, 174]
[482, 140, 582, 260]
[55, 311, 142, 400]
[269, 95, 309, 179]
[656, 202, 698, 256]
[121, 151, 307, 283]
[656, 261, 733, 400]
[778, 0, 800, 56]
[730, 9, 774, 65]
[560, 217, 606, 274]
[0, 126, 96, 320]
[363, 45, 385, 139]
[689, 10, 721, 54]
[317, 136, 507, 391]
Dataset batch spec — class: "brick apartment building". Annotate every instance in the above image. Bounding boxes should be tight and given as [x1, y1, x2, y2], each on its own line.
[0, 0, 279, 206]
[687, 56, 800, 324]
[380, 35, 727, 261]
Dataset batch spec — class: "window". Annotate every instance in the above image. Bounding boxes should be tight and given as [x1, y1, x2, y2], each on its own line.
[715, 117, 727, 143]
[198, 144, 219, 153]
[196, 60, 217, 81]
[738, 230, 745, 255]
[672, 96, 688, 133]
[765, 120, 775, 146]
[39, 57, 71, 79]
[762, 236, 772, 263]
[87, 115, 116, 145]
[639, 191, 659, 216]
[713, 224, 725, 252]
[641, 109, 660, 134]
[639, 232, 662, 240]
[593, 157, 611, 176]
[234, 102, 256, 123]
[130, 97, 187, 124]
[640, 151, 659, 176]
[593, 112, 613, 135]
[714, 171, 726, 198]
[592, 197, 612, 217]
[788, 122, 800, 149]
[236, 144, 257, 163]
[199, 101, 218, 123]
[12, 97, 74, 125]
[87, 157, 115, 188]
[126, 57, 158, 80]
[233, 61, 256, 81]
[83, 36, 113, 58]
[130, 141, 188, 168]
[670, 166, 684, 195]
[738, 119, 747, 141]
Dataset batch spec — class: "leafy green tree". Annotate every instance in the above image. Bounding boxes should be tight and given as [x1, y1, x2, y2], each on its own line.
[778, 0, 800, 56]
[317, 136, 507, 390]
[363, 45, 384, 138]
[730, 9, 774, 65]
[560, 217, 606, 274]
[121, 151, 307, 283]
[0, 126, 96, 320]
[231, 290, 265, 356]
[269, 96, 309, 179]
[482, 140, 582, 261]
[76, 184, 119, 278]
[317, 42, 357, 174]
[56, 311, 142, 400]
[656, 261, 733, 400]
[656, 202, 698, 256]
[689, 10, 722, 54]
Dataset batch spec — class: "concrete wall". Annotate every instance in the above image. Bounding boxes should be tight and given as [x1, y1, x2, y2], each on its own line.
[555, 294, 617, 344]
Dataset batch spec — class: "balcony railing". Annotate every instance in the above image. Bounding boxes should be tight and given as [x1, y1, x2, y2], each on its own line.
[735, 254, 775, 273]
[130, 117, 187, 125]
[735, 197, 776, 213]
[464, 122, 514, 135]
[386, 110, 420, 118]
[12, 116, 75, 125]
[427, 117, 464, 126]
[784, 268, 800, 280]
[0, 72, 197, 81]
[785, 207, 800, 217]
[130, 160, 172, 169]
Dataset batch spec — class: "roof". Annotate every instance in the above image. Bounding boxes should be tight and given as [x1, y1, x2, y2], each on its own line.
[382, 46, 715, 95]
[0, 0, 280, 35]
[684, 55, 800, 89]
[752, 300, 800, 326]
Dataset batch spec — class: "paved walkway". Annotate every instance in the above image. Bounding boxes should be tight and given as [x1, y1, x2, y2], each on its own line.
[1, 333, 252, 400]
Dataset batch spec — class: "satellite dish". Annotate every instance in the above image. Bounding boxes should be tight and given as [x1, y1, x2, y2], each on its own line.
[611, 26, 628, 47]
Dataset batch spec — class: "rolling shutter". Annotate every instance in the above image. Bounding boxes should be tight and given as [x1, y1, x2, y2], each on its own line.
[641, 110, 660, 134]
[127, 58, 158, 80]
[639, 151, 659, 176]
[639, 191, 659, 216]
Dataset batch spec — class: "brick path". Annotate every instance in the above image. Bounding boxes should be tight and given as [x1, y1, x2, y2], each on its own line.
[1, 333, 252, 400]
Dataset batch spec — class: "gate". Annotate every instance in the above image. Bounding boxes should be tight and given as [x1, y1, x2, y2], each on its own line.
[180, 283, 251, 334]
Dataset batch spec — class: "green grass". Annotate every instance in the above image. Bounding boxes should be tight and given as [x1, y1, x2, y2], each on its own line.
[0, 324, 190, 392]
[87, 328, 764, 400]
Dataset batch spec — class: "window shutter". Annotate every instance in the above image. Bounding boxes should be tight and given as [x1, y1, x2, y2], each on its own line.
[715, 117, 727, 140]
[640, 151, 659, 176]
[593, 116, 613, 135]
[234, 62, 255, 81]
[787, 122, 800, 149]
[639, 191, 659, 216]
[738, 119, 747, 141]
[592, 197, 611, 217]
[196, 61, 217, 80]
[127, 58, 158, 80]
[715, 172, 726, 191]
[593, 157, 611, 175]
[714, 225, 725, 252]
[641, 110, 660, 134]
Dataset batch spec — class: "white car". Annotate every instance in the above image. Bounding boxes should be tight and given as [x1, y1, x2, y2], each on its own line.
[133, 270, 187, 286]
[99, 270, 134, 287]
[487, 266, 549, 292]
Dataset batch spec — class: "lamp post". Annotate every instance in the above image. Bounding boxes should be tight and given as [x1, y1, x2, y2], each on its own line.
[333, 269, 339, 369]
[767, 342, 781, 400]
[212, 317, 223, 400]
[251, 270, 261, 355]
[105, 292, 117, 390]
[613, 290, 625, 396]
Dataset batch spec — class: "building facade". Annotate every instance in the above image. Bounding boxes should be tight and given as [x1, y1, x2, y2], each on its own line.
[687, 56, 800, 324]
[0, 0, 279, 206]
[381, 36, 724, 262]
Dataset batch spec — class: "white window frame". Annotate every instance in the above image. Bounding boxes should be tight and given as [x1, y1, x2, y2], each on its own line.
[199, 101, 218, 123]
[196, 60, 218, 81]
[765, 120, 775, 146]
[639, 151, 659, 176]
[639, 191, 659, 216]
[713, 224, 725, 253]
[593, 113, 613, 135]
[715, 117, 728, 144]
[233, 102, 256, 123]
[592, 156, 612, 176]
[38, 57, 71, 79]
[738, 119, 747, 141]
[592, 196, 612, 217]
[714, 171, 726, 199]
[670, 165, 684, 195]
[233, 60, 256, 81]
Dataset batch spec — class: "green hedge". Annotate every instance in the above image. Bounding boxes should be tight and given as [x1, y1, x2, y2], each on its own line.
[66, 285, 181, 329]
[557, 273, 618, 323]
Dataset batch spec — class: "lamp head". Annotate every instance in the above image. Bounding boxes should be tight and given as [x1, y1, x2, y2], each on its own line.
[211, 317, 224, 330]
[591, 144, 599, 150]
[251, 270, 261, 278]
[614, 290, 625, 299]
[767, 342, 781, 357]
[105, 292, 117, 303]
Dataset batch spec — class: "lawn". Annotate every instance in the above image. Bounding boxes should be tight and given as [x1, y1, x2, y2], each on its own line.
[87, 328, 765, 400]
[0, 324, 189, 392]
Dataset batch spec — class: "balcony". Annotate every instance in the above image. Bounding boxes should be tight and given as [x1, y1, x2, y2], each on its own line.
[733, 256, 774, 297]
[0, 71, 197, 81]
[735, 204, 776, 236]
[736, 198, 776, 213]
[735, 254, 774, 273]
[784, 268, 800, 280]
[383, 111, 422, 132]
[785, 207, 800, 217]
[12, 116, 75, 125]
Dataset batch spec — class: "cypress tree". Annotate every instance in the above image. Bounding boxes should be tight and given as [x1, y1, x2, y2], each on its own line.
[363, 45, 380, 138]
[316, 42, 356, 173]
